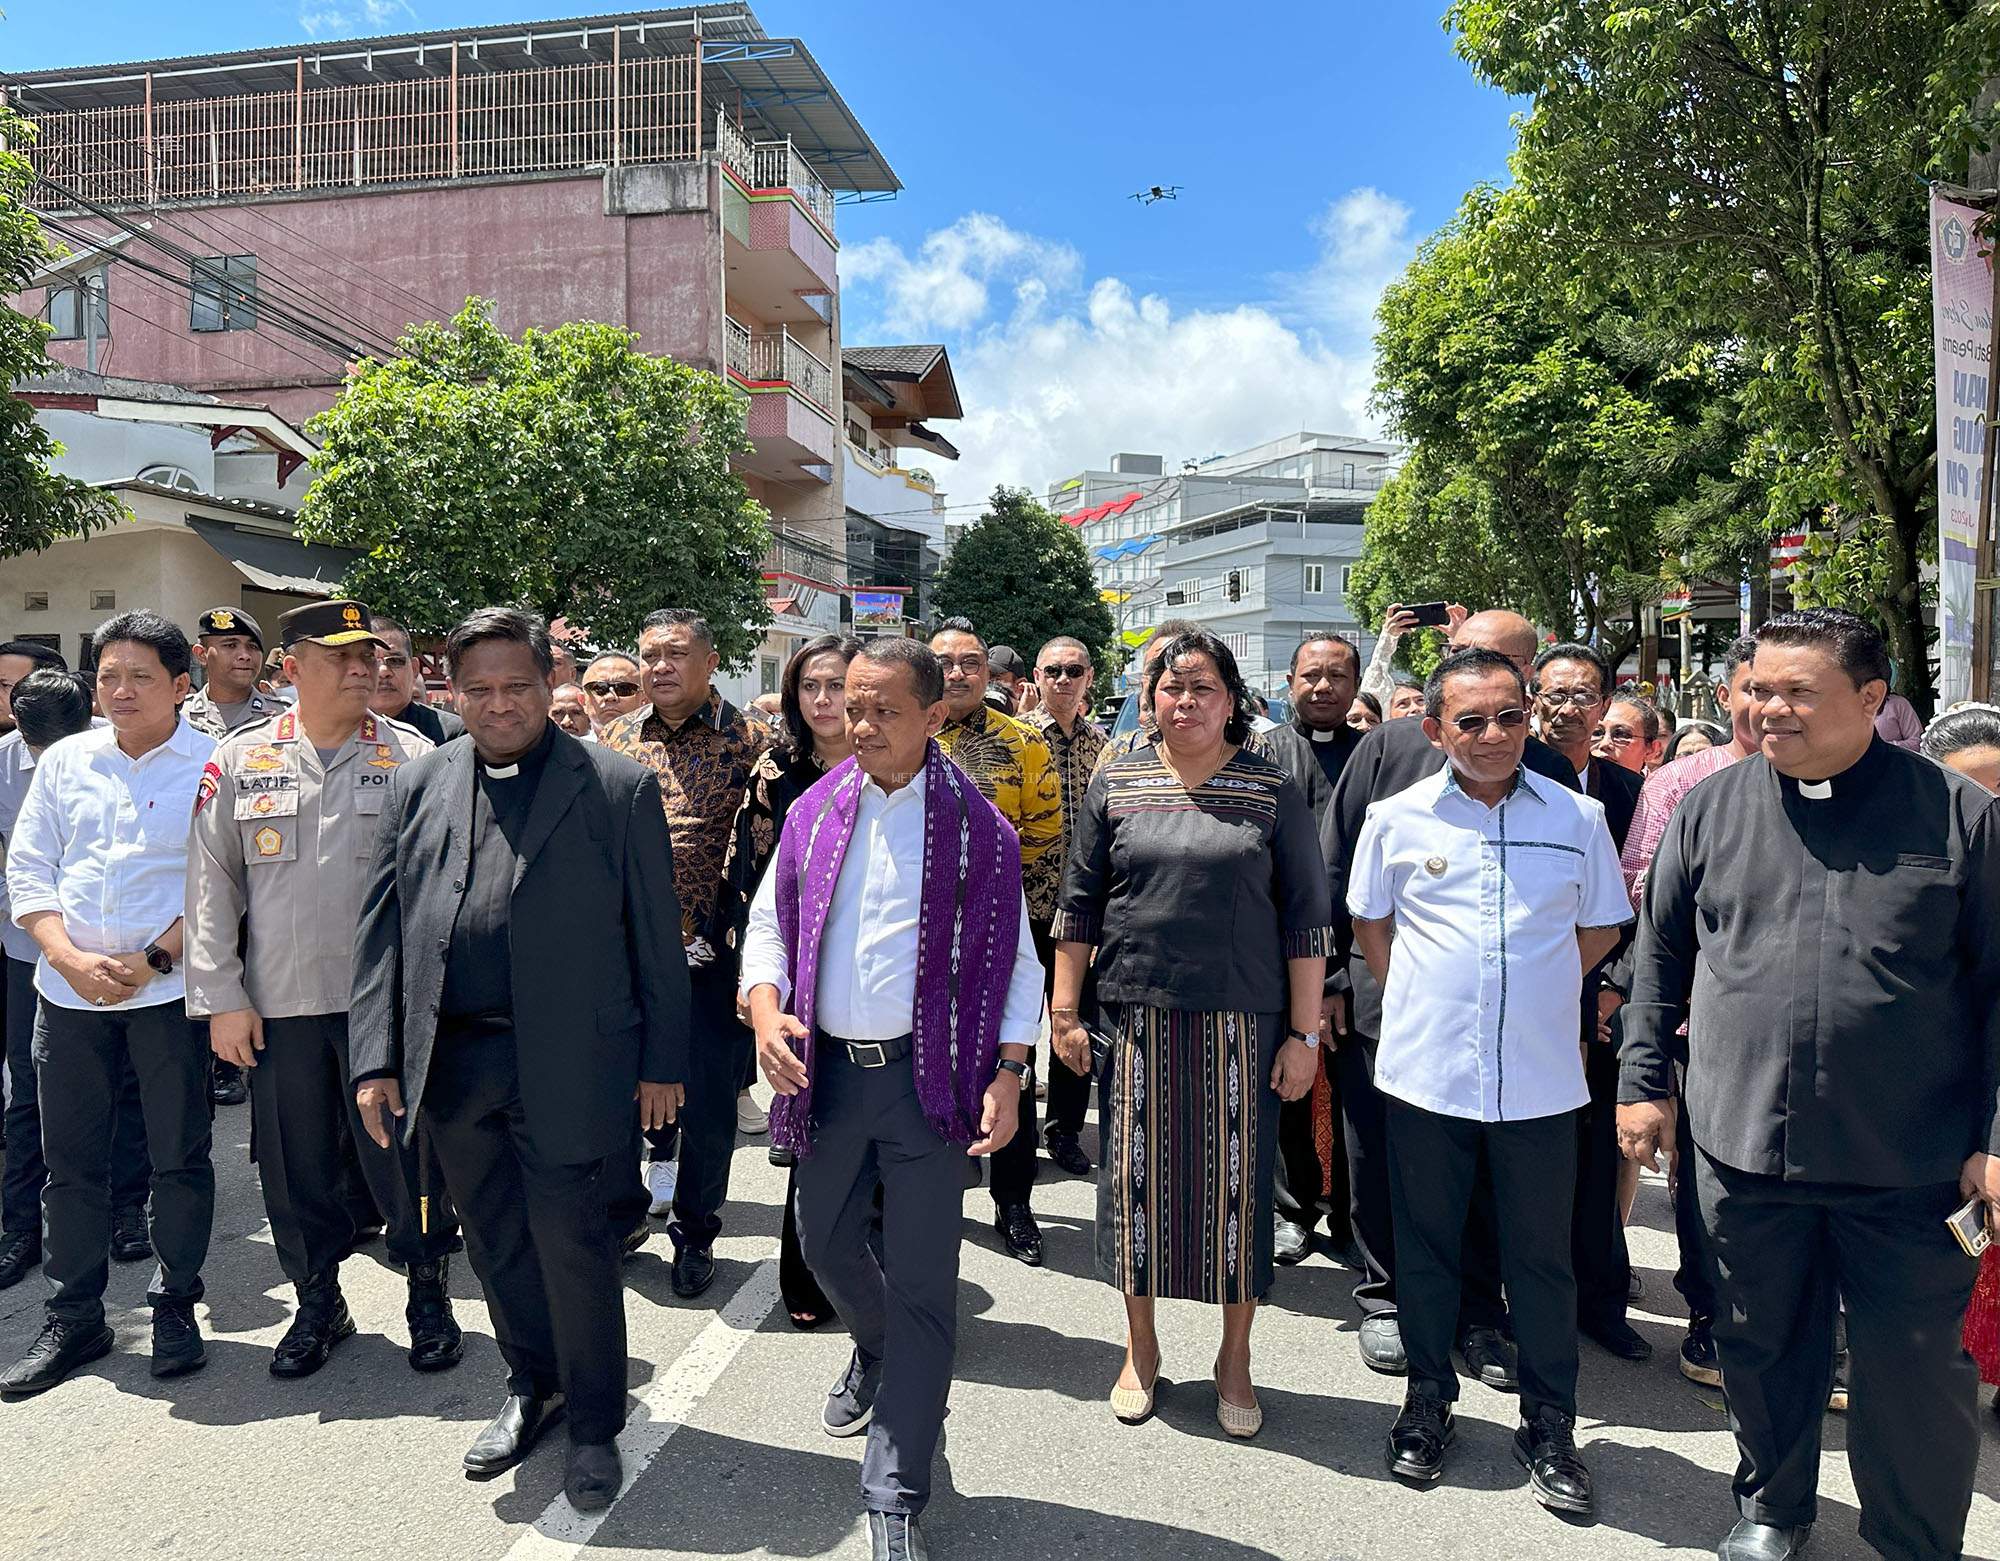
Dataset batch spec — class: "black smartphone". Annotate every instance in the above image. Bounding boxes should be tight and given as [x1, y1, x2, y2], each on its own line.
[1406, 602, 1451, 628]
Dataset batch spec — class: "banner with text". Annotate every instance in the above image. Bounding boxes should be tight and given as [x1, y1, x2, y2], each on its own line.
[1931, 191, 1993, 706]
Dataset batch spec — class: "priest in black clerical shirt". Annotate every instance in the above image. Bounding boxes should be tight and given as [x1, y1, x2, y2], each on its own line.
[1621, 608, 2000, 1561]
[351, 609, 688, 1515]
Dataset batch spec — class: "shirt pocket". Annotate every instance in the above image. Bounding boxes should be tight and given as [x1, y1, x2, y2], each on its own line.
[241, 821, 299, 867]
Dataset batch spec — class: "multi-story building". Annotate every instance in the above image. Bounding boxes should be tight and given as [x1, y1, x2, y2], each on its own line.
[842, 345, 961, 632]
[1048, 431, 1401, 693]
[4, 6, 896, 665]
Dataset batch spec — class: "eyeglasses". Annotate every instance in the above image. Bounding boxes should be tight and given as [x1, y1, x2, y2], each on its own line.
[937, 655, 989, 674]
[584, 680, 641, 699]
[1039, 664, 1090, 682]
[1536, 689, 1603, 708]
[1594, 726, 1643, 747]
[1448, 708, 1529, 736]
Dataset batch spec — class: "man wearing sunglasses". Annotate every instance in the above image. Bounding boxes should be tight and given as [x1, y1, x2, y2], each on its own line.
[579, 652, 645, 736]
[1024, 638, 1108, 1178]
[1349, 646, 1630, 1515]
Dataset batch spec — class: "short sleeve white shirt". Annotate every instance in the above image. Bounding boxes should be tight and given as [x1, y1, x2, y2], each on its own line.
[1347, 763, 1633, 1122]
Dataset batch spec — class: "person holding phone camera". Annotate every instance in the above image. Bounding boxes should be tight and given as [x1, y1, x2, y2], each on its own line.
[1620, 609, 2000, 1561]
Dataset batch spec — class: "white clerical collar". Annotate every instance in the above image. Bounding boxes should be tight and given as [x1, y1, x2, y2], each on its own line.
[1310, 726, 1340, 743]
[1798, 778, 1832, 800]
[483, 761, 520, 779]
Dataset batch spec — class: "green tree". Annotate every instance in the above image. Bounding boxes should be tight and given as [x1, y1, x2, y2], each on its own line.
[932, 486, 1118, 676]
[0, 105, 124, 554]
[1449, 0, 2000, 709]
[297, 300, 772, 665]
[1357, 187, 1743, 664]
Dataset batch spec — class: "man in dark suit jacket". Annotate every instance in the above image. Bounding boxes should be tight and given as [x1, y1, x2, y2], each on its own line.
[1530, 643, 1649, 1363]
[351, 609, 689, 1514]
[1320, 611, 1579, 1384]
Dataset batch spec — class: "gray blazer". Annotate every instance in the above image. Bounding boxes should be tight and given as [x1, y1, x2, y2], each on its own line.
[350, 725, 691, 1163]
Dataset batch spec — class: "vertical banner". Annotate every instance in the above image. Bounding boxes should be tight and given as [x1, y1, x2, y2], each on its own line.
[1930, 192, 1993, 707]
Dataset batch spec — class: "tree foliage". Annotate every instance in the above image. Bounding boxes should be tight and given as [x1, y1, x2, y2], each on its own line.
[297, 300, 772, 665]
[1448, 0, 2000, 708]
[932, 486, 1118, 675]
[1356, 187, 1741, 665]
[0, 105, 124, 556]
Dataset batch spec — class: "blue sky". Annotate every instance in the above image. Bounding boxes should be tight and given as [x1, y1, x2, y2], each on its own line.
[3, 0, 1522, 506]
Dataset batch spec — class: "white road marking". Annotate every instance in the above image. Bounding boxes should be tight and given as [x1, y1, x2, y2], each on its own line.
[500, 1257, 781, 1559]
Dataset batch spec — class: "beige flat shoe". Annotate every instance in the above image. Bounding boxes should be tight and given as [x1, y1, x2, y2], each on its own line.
[1109, 1366, 1160, 1424]
[1216, 1390, 1263, 1439]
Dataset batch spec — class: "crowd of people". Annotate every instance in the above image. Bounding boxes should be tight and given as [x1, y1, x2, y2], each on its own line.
[0, 592, 1993, 1561]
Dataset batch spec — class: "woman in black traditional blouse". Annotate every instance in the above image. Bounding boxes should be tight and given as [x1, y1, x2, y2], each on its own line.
[726, 632, 860, 1326]
[1051, 630, 1331, 1438]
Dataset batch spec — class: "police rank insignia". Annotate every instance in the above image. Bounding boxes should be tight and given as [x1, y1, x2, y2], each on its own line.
[367, 744, 398, 768]
[1425, 855, 1448, 876]
[254, 826, 284, 858]
[242, 745, 285, 773]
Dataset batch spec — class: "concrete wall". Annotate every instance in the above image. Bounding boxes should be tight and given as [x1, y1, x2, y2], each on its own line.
[25, 169, 722, 422]
[0, 518, 238, 662]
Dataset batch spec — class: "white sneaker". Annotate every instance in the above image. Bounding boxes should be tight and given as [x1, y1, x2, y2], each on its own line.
[646, 1160, 678, 1217]
[735, 1091, 769, 1137]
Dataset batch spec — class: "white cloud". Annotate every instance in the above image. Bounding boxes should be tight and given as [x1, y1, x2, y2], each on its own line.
[299, 0, 415, 37]
[841, 192, 1418, 518]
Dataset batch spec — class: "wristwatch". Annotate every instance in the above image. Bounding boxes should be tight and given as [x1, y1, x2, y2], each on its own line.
[144, 941, 174, 976]
[1286, 1026, 1318, 1051]
[995, 1058, 1030, 1086]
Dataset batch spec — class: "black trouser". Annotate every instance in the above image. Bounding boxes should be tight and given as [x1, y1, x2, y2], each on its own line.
[251, 1014, 452, 1287]
[38, 1000, 212, 1326]
[1697, 1148, 1978, 1557]
[1335, 1020, 1507, 1331]
[424, 1024, 625, 1446]
[1572, 1021, 1631, 1332]
[1670, 1077, 1716, 1320]
[1387, 1098, 1579, 1420]
[615, 962, 749, 1249]
[3, 957, 150, 1237]
[1034, 921, 1093, 1144]
[793, 1040, 963, 1516]
[1273, 1044, 1330, 1235]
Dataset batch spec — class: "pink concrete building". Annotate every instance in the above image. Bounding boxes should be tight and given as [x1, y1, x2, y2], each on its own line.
[4, 5, 897, 576]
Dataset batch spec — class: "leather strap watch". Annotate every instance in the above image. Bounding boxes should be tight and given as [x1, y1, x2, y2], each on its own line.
[995, 1058, 1030, 1086]
[144, 941, 174, 976]
[1287, 1026, 1318, 1051]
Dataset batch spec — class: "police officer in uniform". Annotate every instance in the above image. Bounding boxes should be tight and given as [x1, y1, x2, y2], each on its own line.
[186, 599, 463, 1379]
[182, 607, 286, 1108]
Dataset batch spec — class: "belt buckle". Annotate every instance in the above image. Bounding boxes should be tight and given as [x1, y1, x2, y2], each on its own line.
[848, 1040, 888, 1069]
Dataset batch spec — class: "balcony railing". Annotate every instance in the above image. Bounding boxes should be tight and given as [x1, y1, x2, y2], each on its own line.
[715, 110, 836, 235]
[24, 54, 701, 208]
[763, 524, 847, 587]
[725, 318, 834, 415]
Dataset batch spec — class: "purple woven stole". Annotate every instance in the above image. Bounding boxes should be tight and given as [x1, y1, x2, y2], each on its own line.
[767, 742, 1022, 1155]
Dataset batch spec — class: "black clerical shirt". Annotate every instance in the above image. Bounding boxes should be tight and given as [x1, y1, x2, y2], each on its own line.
[1621, 737, 2000, 1187]
[440, 724, 554, 1021]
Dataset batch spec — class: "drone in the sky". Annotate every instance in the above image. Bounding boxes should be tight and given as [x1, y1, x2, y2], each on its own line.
[1131, 185, 1182, 205]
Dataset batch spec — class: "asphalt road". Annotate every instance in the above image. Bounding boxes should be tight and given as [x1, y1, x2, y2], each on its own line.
[2, 1075, 1997, 1561]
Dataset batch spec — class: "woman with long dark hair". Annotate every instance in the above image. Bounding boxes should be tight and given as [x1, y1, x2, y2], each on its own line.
[727, 634, 861, 1327]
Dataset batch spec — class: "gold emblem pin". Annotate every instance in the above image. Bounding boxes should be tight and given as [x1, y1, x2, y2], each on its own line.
[254, 826, 283, 858]
[1425, 855, 1448, 876]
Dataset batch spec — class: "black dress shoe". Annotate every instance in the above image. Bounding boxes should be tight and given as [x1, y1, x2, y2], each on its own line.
[1583, 1317, 1654, 1362]
[1458, 1325, 1520, 1391]
[150, 1300, 207, 1379]
[1385, 1386, 1455, 1482]
[1045, 1129, 1092, 1177]
[564, 1441, 622, 1511]
[621, 1222, 650, 1260]
[1513, 1408, 1593, 1514]
[768, 1145, 797, 1167]
[109, 1204, 152, 1262]
[405, 1258, 464, 1373]
[867, 1510, 930, 1561]
[464, 1393, 565, 1477]
[670, 1240, 716, 1298]
[1273, 1218, 1311, 1265]
[1716, 1517, 1812, 1559]
[270, 1278, 355, 1378]
[0, 1231, 40, 1290]
[1681, 1314, 1723, 1386]
[210, 1063, 248, 1107]
[0, 1316, 115, 1397]
[993, 1202, 1043, 1266]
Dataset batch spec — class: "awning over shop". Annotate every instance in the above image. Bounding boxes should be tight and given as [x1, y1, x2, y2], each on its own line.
[186, 517, 356, 597]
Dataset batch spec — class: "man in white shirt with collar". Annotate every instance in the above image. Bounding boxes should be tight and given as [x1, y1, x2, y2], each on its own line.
[741, 636, 1043, 1561]
[1348, 646, 1631, 1518]
[0, 612, 219, 1397]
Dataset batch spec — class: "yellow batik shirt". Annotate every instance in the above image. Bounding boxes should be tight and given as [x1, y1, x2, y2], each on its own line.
[936, 704, 1065, 923]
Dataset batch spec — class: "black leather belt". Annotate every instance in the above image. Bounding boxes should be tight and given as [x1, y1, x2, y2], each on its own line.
[822, 1031, 913, 1069]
